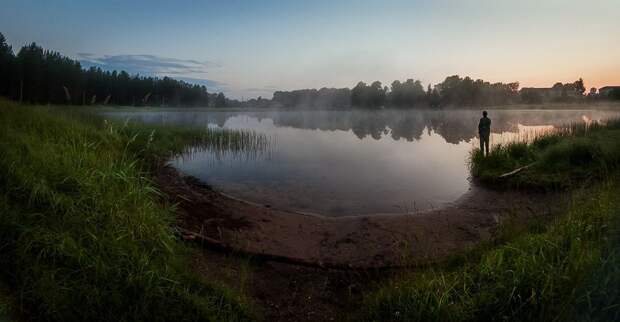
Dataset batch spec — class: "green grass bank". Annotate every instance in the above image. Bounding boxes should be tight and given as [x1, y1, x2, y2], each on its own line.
[358, 121, 620, 321]
[0, 99, 255, 322]
[470, 120, 620, 189]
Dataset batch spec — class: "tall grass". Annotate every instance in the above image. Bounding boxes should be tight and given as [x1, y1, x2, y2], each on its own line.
[358, 182, 620, 322]
[180, 127, 272, 162]
[0, 99, 254, 321]
[91, 115, 271, 166]
[470, 120, 620, 189]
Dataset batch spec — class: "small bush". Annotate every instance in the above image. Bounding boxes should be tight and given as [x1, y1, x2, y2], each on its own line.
[540, 139, 601, 168]
[532, 134, 561, 150]
[507, 142, 530, 161]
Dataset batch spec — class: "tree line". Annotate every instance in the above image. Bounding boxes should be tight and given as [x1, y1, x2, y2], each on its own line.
[262, 75, 612, 109]
[0, 32, 234, 107]
[1, 32, 617, 109]
[266, 76, 521, 109]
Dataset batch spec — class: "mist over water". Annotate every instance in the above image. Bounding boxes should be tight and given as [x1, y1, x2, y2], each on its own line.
[104, 108, 620, 216]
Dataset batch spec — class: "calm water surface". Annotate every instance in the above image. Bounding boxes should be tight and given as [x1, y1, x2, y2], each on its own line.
[103, 108, 620, 216]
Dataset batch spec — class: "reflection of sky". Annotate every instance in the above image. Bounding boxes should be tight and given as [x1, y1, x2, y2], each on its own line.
[173, 118, 471, 215]
[103, 108, 620, 216]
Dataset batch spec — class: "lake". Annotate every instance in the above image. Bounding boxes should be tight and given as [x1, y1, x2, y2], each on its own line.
[103, 108, 620, 216]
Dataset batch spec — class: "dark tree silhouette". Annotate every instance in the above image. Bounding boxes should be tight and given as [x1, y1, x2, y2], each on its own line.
[215, 92, 227, 107]
[0, 33, 214, 107]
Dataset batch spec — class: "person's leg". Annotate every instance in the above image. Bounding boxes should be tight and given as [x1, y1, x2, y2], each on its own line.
[480, 135, 484, 154]
[484, 137, 490, 155]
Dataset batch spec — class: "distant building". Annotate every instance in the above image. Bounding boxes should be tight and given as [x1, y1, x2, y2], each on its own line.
[599, 86, 620, 97]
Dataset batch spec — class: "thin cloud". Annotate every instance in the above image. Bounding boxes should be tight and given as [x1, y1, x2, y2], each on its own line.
[77, 53, 220, 75]
[78, 53, 224, 91]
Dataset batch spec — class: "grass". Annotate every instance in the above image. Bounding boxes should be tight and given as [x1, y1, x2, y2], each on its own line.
[0, 99, 257, 321]
[357, 181, 620, 322]
[470, 120, 620, 189]
[3, 98, 619, 321]
[357, 120, 620, 321]
[0, 280, 15, 322]
[92, 112, 271, 166]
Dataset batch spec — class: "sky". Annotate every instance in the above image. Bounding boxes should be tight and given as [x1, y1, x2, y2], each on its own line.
[1, 0, 619, 99]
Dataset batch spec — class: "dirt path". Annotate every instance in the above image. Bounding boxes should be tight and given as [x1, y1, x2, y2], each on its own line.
[156, 165, 565, 268]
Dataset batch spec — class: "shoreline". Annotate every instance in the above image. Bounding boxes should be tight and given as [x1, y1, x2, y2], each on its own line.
[156, 165, 568, 268]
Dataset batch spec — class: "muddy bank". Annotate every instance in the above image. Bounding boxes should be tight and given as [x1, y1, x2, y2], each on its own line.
[156, 165, 566, 268]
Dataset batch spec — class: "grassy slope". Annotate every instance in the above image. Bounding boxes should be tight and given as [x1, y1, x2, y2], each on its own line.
[358, 122, 620, 321]
[0, 100, 255, 322]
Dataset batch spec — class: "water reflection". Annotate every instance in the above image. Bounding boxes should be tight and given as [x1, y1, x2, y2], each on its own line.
[103, 108, 620, 216]
[106, 109, 620, 143]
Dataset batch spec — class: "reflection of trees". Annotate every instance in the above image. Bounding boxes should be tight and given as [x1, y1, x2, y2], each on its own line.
[261, 109, 616, 143]
[112, 109, 619, 145]
[351, 118, 388, 140]
[389, 114, 426, 141]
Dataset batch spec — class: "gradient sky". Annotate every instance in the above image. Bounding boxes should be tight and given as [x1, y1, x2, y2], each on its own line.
[1, 0, 619, 99]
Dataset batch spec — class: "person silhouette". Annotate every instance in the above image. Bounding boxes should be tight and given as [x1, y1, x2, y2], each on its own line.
[478, 111, 491, 156]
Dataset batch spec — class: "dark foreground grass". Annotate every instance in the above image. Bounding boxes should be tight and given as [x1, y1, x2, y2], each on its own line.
[358, 182, 620, 322]
[470, 120, 620, 189]
[0, 99, 255, 321]
[0, 281, 15, 321]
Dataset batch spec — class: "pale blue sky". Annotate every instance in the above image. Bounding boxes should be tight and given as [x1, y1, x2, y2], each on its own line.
[1, 0, 619, 98]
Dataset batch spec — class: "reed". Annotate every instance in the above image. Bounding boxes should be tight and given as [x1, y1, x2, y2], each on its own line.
[75, 113, 273, 169]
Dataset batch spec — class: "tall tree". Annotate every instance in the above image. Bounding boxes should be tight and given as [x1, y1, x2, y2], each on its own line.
[0, 33, 14, 97]
[215, 92, 227, 107]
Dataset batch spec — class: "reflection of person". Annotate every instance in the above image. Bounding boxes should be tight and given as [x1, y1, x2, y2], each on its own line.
[478, 111, 491, 156]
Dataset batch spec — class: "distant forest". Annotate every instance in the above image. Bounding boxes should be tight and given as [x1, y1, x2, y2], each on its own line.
[0, 33, 232, 107]
[1, 32, 618, 109]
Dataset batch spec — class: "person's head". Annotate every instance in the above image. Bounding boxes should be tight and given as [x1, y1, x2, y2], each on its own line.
[482, 111, 488, 117]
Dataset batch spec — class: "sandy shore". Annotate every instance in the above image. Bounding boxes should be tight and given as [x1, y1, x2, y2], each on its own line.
[156, 165, 566, 268]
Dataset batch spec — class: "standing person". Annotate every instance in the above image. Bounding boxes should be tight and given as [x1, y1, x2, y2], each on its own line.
[478, 111, 491, 156]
